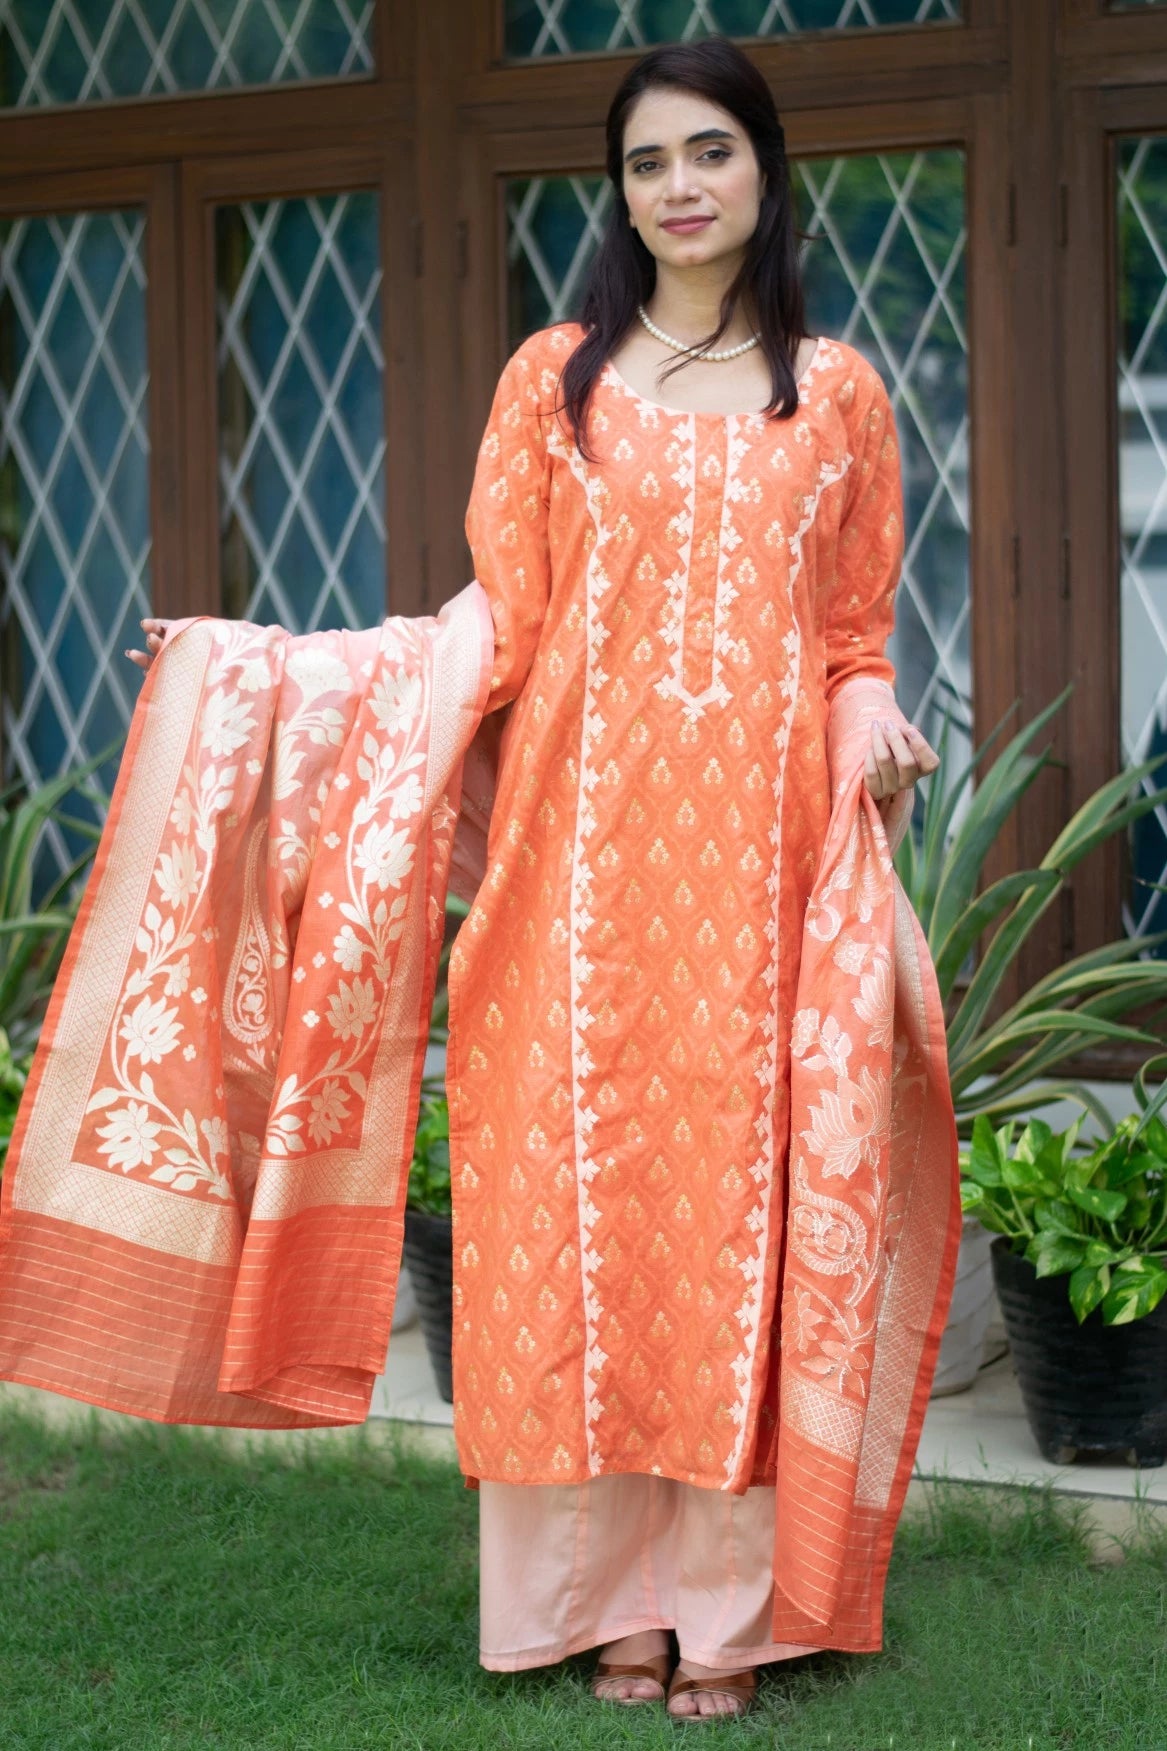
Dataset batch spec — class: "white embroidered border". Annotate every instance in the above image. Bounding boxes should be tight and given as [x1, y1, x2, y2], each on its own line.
[722, 440, 853, 1483]
[552, 425, 612, 1473]
[15, 591, 493, 1257]
[250, 586, 491, 1225]
[786, 1366, 865, 1461]
[704, 414, 752, 712]
[14, 624, 213, 1213]
[652, 413, 700, 711]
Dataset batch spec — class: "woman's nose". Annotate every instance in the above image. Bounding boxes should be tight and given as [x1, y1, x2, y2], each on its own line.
[665, 160, 697, 200]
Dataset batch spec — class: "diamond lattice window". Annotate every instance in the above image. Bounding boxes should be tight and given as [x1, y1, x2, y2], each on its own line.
[1117, 136, 1167, 949]
[0, 0, 374, 109]
[0, 208, 150, 883]
[796, 151, 968, 755]
[505, 148, 969, 758]
[505, 0, 961, 59]
[216, 192, 386, 634]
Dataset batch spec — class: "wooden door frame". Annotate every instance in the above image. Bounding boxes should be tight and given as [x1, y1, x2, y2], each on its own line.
[1062, 80, 1167, 962]
[1056, 8, 1167, 1068]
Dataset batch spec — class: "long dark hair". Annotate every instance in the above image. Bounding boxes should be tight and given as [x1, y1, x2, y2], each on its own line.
[558, 37, 809, 462]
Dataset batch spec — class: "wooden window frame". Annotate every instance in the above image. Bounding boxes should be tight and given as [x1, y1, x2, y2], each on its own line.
[176, 143, 421, 621]
[3, 0, 1167, 1028]
[0, 0, 421, 612]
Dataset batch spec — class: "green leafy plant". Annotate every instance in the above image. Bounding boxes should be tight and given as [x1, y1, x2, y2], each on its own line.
[408, 1091, 451, 1218]
[0, 748, 115, 1056]
[420, 894, 469, 1104]
[0, 1026, 30, 1174]
[407, 889, 470, 1214]
[895, 689, 1167, 1136]
[960, 1053, 1167, 1326]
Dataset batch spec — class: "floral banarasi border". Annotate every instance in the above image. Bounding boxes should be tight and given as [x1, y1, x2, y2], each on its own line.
[0, 584, 494, 1426]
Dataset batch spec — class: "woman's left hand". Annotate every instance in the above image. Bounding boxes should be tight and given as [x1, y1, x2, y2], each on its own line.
[125, 617, 173, 673]
[863, 717, 940, 808]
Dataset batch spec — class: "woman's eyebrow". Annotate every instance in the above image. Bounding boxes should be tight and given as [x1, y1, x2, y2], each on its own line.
[623, 127, 736, 164]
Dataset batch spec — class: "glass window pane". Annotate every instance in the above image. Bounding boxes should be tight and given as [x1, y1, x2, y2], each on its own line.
[505, 0, 961, 60]
[795, 151, 968, 757]
[0, 208, 150, 882]
[1, 0, 374, 109]
[1117, 136, 1167, 948]
[504, 149, 970, 758]
[216, 191, 386, 634]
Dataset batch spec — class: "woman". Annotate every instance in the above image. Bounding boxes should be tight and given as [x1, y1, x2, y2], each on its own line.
[130, 37, 946, 1723]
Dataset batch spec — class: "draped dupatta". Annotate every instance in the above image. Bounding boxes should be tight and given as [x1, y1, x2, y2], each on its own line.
[0, 592, 958, 1648]
[0, 582, 494, 1426]
[770, 678, 961, 1648]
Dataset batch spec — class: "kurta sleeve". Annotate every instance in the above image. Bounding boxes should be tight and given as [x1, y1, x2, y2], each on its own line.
[825, 368, 903, 704]
[465, 341, 554, 713]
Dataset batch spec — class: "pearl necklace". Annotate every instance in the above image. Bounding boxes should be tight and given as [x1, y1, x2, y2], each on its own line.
[637, 303, 760, 361]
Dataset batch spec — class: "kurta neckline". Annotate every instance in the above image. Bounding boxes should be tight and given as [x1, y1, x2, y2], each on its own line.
[603, 333, 824, 420]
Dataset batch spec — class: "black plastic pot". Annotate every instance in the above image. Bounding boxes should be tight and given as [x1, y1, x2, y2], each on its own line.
[402, 1208, 453, 1403]
[991, 1237, 1167, 1466]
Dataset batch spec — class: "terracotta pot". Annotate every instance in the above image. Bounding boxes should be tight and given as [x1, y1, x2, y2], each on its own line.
[402, 1208, 453, 1403]
[991, 1237, 1167, 1466]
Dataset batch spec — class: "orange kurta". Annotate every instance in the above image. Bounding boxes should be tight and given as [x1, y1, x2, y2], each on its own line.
[447, 323, 904, 1493]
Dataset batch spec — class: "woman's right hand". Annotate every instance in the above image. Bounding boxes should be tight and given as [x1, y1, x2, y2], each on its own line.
[125, 617, 172, 673]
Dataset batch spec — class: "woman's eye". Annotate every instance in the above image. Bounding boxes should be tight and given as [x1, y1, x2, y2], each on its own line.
[630, 146, 731, 175]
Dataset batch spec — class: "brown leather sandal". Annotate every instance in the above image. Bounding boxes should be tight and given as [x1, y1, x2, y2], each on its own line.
[666, 1664, 758, 1719]
[592, 1650, 671, 1705]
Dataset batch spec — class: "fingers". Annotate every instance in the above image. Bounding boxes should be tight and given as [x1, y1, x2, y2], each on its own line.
[124, 618, 173, 673]
[865, 719, 912, 800]
[908, 726, 941, 775]
[863, 717, 940, 799]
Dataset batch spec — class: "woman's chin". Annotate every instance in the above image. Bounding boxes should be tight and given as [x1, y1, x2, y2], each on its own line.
[652, 238, 744, 272]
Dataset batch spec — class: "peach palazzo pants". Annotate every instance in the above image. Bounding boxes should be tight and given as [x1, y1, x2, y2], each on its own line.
[478, 1473, 825, 1672]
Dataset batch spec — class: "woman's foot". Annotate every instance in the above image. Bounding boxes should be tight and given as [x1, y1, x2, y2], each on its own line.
[591, 1627, 671, 1704]
[666, 1657, 758, 1719]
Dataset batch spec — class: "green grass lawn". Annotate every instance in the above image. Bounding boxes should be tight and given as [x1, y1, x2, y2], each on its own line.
[1, 1404, 1166, 1750]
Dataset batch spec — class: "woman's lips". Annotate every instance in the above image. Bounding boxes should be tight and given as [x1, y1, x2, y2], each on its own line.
[661, 217, 713, 233]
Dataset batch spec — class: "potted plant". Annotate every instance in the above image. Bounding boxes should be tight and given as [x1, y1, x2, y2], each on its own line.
[960, 1055, 1167, 1465]
[0, 1028, 29, 1175]
[0, 754, 113, 1182]
[895, 692, 1167, 1393]
[403, 1090, 453, 1402]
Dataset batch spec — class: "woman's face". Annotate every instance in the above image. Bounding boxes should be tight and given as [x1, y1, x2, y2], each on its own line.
[621, 87, 765, 273]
